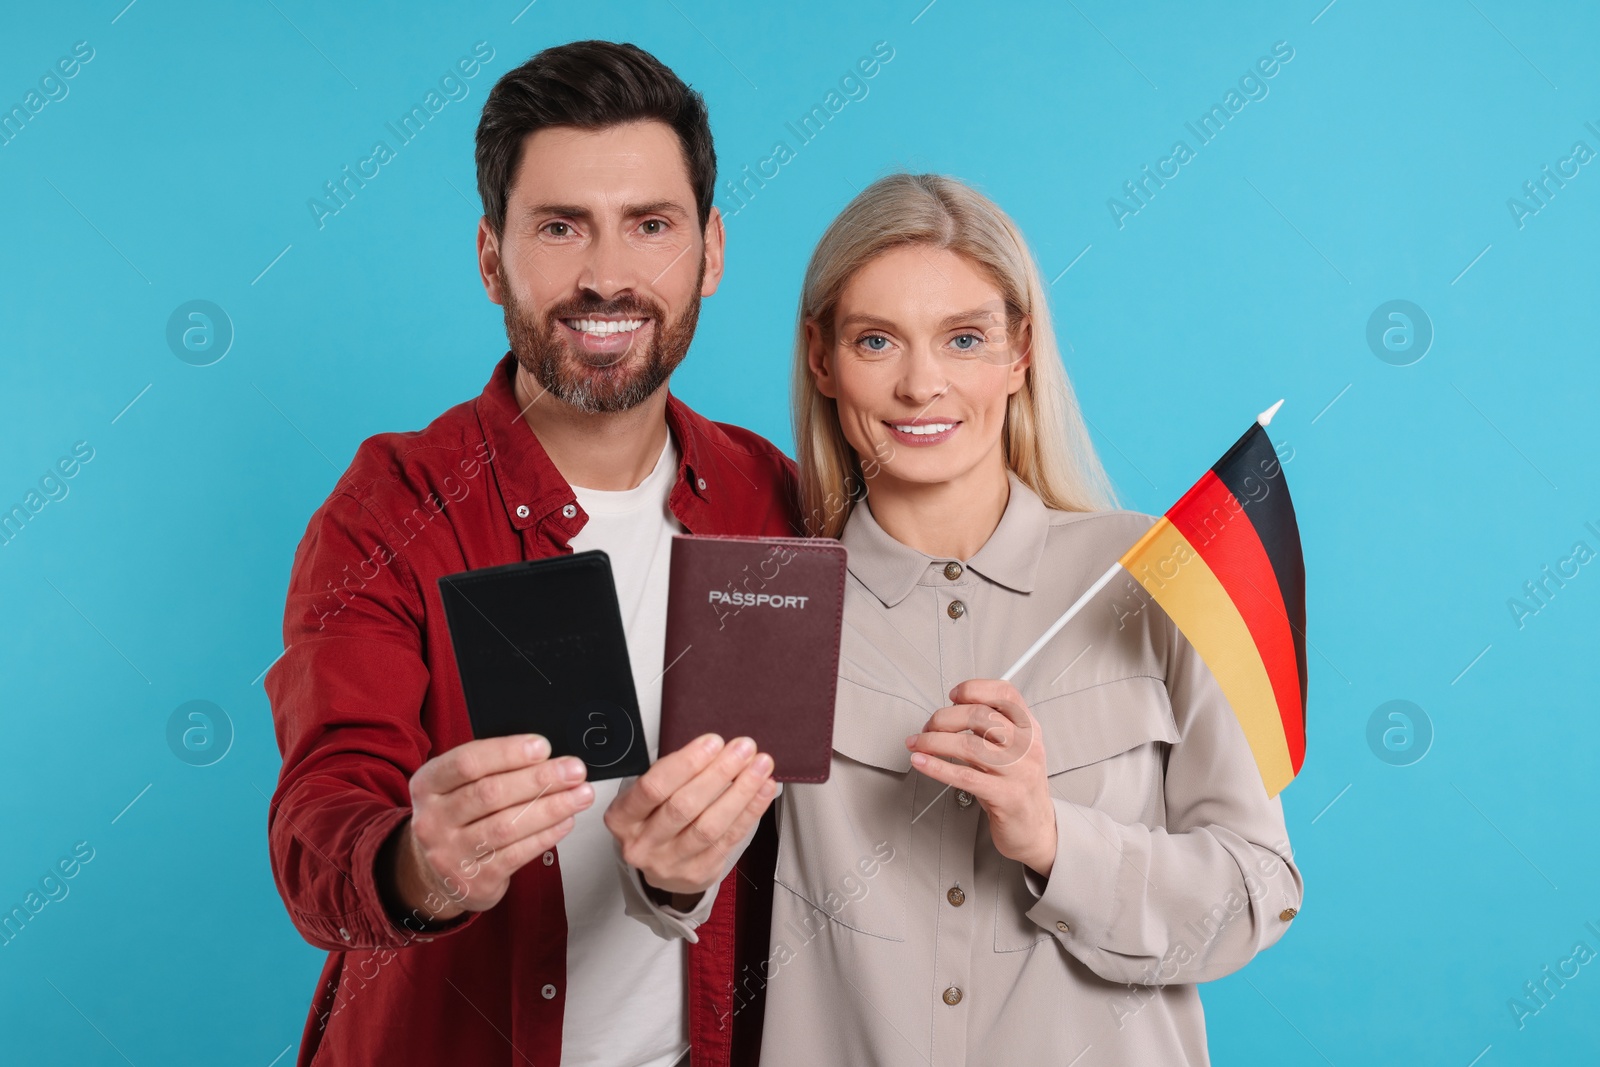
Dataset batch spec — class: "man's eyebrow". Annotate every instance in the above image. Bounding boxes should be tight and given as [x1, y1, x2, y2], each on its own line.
[624, 199, 690, 219]
[524, 203, 591, 222]
[522, 200, 690, 222]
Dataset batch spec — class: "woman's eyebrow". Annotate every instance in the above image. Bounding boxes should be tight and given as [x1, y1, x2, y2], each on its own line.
[836, 312, 899, 331]
[937, 305, 1004, 327]
[837, 306, 1003, 331]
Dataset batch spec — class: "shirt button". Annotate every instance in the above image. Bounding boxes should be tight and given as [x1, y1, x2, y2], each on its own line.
[515, 505, 529, 519]
[1279, 907, 1298, 921]
[1056, 920, 1070, 933]
[338, 927, 350, 941]
[562, 503, 577, 518]
[943, 561, 962, 581]
[542, 851, 555, 866]
[942, 986, 963, 1006]
[955, 789, 973, 808]
[946, 886, 965, 907]
[696, 477, 707, 491]
[946, 600, 966, 620]
[541, 983, 557, 1000]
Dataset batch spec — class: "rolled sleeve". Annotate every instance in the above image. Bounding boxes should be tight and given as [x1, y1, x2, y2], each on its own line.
[265, 489, 479, 951]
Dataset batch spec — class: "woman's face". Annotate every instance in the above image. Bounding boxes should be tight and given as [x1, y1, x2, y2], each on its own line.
[808, 245, 1030, 494]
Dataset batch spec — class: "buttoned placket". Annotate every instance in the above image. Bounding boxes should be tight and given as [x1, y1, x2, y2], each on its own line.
[482, 404, 721, 1035]
[929, 557, 977, 1063]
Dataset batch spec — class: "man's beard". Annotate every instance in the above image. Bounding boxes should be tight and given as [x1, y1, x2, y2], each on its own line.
[501, 257, 704, 414]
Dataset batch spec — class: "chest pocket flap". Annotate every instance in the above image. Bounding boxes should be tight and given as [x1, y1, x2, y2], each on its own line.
[1027, 674, 1180, 774]
[829, 673, 926, 773]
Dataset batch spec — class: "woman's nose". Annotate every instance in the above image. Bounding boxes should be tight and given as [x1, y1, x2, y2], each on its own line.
[895, 344, 949, 405]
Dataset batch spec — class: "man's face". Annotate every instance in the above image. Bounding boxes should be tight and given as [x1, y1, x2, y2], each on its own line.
[479, 119, 723, 414]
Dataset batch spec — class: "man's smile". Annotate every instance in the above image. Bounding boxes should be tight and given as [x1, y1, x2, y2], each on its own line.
[557, 315, 653, 355]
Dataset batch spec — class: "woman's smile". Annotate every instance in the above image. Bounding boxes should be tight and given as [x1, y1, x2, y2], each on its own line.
[882, 416, 962, 445]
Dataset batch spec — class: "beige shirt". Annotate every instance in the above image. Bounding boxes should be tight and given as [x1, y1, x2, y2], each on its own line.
[623, 474, 1304, 1066]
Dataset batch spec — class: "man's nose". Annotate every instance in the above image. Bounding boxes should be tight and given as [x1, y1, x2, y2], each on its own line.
[576, 227, 637, 301]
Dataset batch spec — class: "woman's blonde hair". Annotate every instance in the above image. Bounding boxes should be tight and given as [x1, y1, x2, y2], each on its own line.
[792, 173, 1118, 538]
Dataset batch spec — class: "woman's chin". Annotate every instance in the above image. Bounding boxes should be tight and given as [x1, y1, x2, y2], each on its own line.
[865, 453, 987, 491]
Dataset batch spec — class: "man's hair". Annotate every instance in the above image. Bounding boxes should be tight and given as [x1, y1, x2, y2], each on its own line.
[475, 40, 717, 239]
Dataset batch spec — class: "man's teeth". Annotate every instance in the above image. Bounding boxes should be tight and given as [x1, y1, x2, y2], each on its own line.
[566, 318, 645, 335]
[891, 422, 956, 436]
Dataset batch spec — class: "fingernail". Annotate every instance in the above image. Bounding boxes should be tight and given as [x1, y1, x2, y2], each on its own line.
[702, 733, 724, 753]
[910, 752, 927, 767]
[760, 779, 778, 798]
[526, 735, 549, 759]
[562, 757, 586, 780]
[732, 737, 755, 758]
[905, 734, 919, 748]
[575, 783, 594, 803]
[755, 753, 774, 775]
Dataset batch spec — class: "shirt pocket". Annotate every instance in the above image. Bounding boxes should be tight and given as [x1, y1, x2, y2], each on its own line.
[771, 676, 916, 942]
[992, 674, 1179, 953]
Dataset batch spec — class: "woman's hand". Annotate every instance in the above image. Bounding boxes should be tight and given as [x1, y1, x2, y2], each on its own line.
[604, 733, 777, 899]
[905, 679, 1058, 878]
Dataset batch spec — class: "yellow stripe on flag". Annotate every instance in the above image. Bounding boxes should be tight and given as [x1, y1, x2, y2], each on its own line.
[1119, 518, 1295, 796]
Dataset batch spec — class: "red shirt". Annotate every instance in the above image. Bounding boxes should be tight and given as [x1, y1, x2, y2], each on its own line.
[265, 353, 796, 1066]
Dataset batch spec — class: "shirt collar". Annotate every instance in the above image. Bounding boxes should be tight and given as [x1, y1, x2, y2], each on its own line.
[474, 352, 712, 534]
[841, 471, 1052, 607]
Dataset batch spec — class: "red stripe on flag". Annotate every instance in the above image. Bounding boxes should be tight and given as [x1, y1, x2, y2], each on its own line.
[1167, 472, 1306, 772]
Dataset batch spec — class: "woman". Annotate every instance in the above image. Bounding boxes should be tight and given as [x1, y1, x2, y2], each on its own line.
[632, 173, 1303, 1066]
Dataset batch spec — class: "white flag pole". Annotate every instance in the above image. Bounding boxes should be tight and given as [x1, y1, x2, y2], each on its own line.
[1000, 400, 1285, 685]
[999, 560, 1124, 682]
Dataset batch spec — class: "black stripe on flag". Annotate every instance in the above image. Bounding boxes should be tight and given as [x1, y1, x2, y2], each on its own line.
[1210, 422, 1308, 726]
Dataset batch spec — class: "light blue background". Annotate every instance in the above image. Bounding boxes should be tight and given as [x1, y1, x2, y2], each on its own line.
[3, 1, 1597, 1063]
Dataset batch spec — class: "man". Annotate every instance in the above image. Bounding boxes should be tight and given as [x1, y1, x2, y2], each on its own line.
[266, 40, 788, 1067]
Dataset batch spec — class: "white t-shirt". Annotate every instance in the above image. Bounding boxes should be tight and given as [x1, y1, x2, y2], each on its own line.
[558, 434, 687, 1067]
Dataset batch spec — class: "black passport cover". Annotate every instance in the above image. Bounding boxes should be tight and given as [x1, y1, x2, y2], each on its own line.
[437, 550, 649, 780]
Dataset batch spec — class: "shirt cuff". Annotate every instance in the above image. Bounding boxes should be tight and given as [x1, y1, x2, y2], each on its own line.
[290, 805, 479, 950]
[611, 778, 775, 943]
[616, 845, 723, 943]
[1023, 796, 1125, 951]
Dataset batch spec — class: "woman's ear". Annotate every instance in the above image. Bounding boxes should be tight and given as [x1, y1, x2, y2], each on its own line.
[806, 318, 838, 399]
[1007, 315, 1033, 396]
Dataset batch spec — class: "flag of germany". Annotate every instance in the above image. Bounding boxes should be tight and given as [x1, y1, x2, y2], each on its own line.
[1117, 402, 1308, 797]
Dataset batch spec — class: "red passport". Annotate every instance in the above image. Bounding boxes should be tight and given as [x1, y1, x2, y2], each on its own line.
[658, 535, 847, 782]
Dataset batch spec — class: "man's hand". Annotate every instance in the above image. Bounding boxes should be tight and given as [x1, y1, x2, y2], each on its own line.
[381, 734, 593, 924]
[604, 733, 777, 901]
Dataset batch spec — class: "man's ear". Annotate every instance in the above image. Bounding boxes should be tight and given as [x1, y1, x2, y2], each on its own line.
[477, 217, 505, 306]
[701, 206, 726, 298]
[805, 318, 837, 399]
[1007, 315, 1033, 396]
